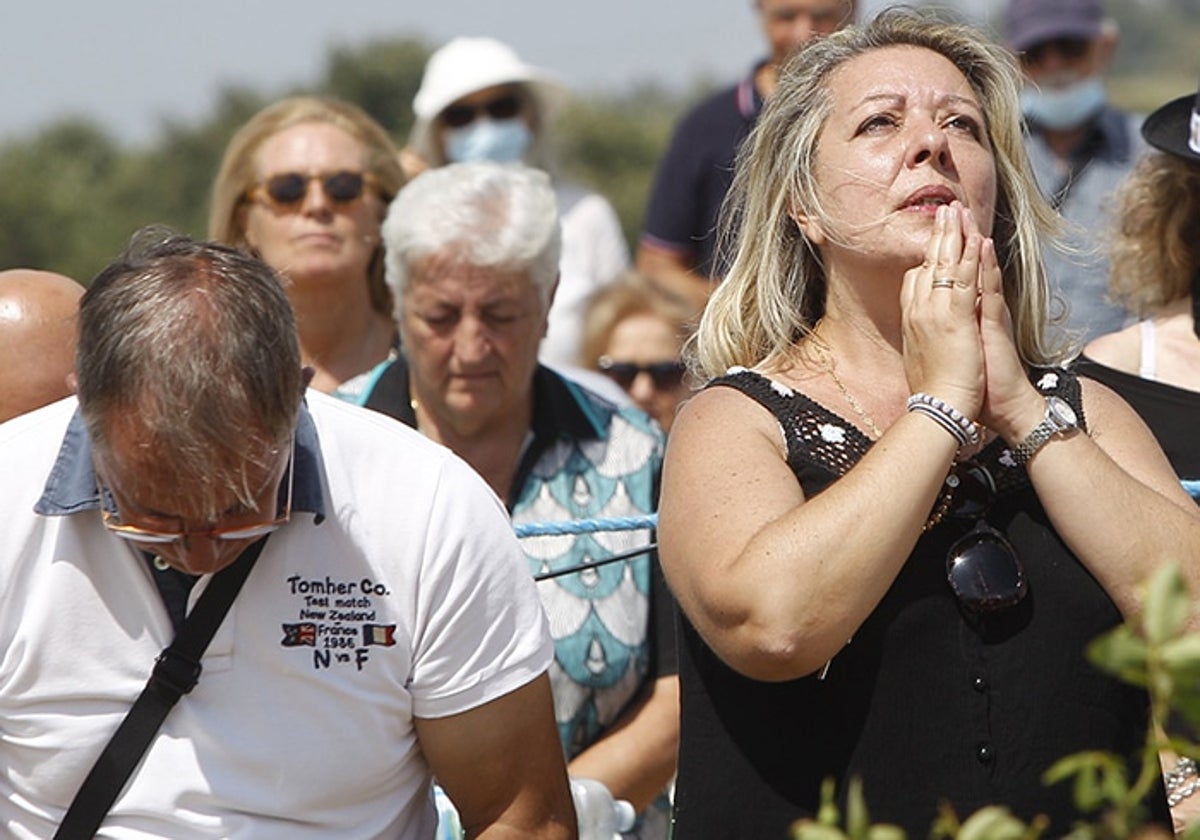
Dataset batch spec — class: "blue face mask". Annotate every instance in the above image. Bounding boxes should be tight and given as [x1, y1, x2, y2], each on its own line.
[1020, 77, 1107, 131]
[444, 118, 532, 164]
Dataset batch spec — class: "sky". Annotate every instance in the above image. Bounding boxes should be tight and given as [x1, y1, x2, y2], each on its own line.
[1, 0, 990, 147]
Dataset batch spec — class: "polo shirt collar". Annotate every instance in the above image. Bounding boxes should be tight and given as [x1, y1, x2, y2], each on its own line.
[35, 403, 327, 523]
[529, 364, 607, 445]
[736, 60, 770, 120]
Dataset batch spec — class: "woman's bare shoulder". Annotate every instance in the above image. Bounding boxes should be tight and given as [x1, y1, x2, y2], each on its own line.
[1083, 323, 1141, 374]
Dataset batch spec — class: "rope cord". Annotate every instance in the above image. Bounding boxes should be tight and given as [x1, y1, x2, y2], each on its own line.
[516, 513, 659, 581]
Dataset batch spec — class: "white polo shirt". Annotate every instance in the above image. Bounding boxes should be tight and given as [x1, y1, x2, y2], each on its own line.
[0, 392, 553, 839]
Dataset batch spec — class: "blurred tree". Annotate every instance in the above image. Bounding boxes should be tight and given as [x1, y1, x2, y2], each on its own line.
[0, 119, 122, 281]
[138, 86, 270, 239]
[3, 5, 1198, 283]
[555, 82, 686, 249]
[319, 36, 430, 141]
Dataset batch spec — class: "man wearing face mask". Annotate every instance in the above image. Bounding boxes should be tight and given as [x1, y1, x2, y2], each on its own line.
[402, 37, 630, 376]
[1007, 0, 1145, 344]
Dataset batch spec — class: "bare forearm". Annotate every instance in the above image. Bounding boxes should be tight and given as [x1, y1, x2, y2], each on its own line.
[566, 676, 679, 811]
[664, 405, 961, 681]
[1024, 431, 1200, 617]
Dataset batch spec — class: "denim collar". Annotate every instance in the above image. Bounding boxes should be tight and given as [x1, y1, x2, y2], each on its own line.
[35, 403, 327, 523]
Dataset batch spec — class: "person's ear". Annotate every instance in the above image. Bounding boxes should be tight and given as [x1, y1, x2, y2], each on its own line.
[1093, 21, 1118, 71]
[790, 206, 827, 246]
[66, 371, 78, 394]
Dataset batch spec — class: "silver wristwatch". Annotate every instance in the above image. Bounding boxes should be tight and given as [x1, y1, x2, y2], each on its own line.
[1011, 395, 1079, 465]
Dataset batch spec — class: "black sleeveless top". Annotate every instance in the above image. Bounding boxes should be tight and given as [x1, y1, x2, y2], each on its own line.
[671, 367, 1168, 839]
[1075, 355, 1200, 490]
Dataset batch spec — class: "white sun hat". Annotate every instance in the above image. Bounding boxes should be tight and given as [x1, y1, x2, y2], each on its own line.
[408, 37, 568, 166]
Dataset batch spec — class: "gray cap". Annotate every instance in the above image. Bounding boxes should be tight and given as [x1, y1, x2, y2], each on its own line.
[1005, 0, 1103, 52]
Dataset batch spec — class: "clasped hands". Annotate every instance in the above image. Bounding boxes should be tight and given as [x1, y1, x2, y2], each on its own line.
[899, 201, 1045, 445]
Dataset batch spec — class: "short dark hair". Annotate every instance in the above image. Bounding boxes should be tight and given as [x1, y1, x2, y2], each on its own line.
[78, 227, 304, 486]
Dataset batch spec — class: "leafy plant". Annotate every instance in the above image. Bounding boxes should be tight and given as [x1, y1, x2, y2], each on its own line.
[792, 562, 1200, 840]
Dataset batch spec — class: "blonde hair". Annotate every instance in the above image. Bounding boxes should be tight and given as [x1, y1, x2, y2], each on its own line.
[208, 96, 405, 315]
[1106, 151, 1200, 317]
[579, 272, 700, 369]
[695, 8, 1065, 378]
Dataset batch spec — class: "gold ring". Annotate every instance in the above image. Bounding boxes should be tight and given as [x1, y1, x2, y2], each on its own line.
[931, 277, 956, 289]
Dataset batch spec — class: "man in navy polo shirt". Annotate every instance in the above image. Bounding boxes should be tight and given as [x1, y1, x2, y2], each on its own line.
[636, 0, 856, 309]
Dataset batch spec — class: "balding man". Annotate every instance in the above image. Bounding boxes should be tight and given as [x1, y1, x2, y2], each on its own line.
[0, 268, 83, 423]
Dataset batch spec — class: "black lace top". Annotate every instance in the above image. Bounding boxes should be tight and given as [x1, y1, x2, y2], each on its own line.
[670, 367, 1168, 839]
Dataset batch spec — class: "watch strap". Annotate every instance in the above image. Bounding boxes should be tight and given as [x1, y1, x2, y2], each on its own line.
[1011, 396, 1076, 466]
[1011, 422, 1057, 465]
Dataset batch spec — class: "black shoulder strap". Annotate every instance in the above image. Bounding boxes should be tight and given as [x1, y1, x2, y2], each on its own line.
[53, 537, 268, 840]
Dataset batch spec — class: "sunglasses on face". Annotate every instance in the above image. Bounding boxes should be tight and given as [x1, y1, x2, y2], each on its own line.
[597, 356, 686, 391]
[247, 170, 374, 210]
[440, 94, 523, 129]
[1020, 37, 1090, 66]
[942, 461, 1027, 614]
[97, 436, 295, 548]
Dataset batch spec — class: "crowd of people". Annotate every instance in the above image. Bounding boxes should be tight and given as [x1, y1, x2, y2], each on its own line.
[1, 2, 1199, 839]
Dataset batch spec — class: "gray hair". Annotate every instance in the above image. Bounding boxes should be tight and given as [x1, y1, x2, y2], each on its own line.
[77, 227, 304, 504]
[696, 7, 1066, 378]
[382, 162, 561, 307]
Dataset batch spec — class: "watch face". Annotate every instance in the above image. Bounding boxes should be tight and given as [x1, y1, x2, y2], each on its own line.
[1047, 396, 1077, 428]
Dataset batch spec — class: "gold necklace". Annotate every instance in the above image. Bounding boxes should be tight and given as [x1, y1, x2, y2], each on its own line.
[807, 323, 959, 532]
[807, 329, 884, 440]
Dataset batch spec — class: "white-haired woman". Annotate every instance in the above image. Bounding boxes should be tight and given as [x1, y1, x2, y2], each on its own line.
[366, 162, 677, 840]
[402, 37, 629, 372]
[658, 9, 1200, 837]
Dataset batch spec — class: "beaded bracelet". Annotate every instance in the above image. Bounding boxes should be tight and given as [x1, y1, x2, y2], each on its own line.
[1167, 756, 1200, 806]
[906, 393, 981, 448]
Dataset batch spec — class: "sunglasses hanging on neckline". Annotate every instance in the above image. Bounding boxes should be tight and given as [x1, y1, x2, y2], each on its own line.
[939, 460, 1028, 614]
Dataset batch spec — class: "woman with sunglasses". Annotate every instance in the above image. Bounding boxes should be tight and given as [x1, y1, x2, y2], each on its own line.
[403, 37, 629, 374]
[580, 272, 698, 434]
[656, 10, 1200, 839]
[209, 97, 405, 403]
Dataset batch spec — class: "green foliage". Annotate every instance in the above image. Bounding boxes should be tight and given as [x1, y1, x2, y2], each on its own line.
[318, 37, 431, 140]
[791, 778, 905, 840]
[0, 118, 122, 281]
[0, 32, 694, 282]
[3, 0, 1198, 281]
[555, 83, 686, 249]
[791, 562, 1200, 840]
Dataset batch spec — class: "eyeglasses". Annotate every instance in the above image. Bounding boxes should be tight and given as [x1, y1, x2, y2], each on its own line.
[597, 356, 686, 391]
[246, 171, 375, 210]
[440, 94, 523, 129]
[97, 436, 295, 547]
[943, 461, 1027, 614]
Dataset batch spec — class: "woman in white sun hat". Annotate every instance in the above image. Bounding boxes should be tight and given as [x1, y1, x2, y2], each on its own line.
[402, 37, 630, 374]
